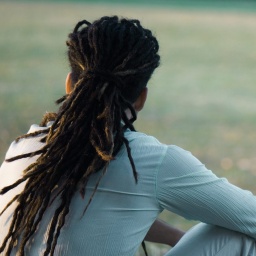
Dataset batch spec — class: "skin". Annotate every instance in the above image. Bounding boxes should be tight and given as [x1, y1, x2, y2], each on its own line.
[145, 219, 185, 247]
[65, 72, 185, 247]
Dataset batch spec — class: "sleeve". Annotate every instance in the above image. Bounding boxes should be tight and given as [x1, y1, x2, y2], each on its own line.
[156, 145, 256, 240]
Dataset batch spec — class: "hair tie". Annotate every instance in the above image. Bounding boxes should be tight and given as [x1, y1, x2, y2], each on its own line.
[79, 69, 125, 100]
[80, 69, 124, 89]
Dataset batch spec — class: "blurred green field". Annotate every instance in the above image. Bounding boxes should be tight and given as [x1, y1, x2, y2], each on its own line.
[1, 1, 256, 255]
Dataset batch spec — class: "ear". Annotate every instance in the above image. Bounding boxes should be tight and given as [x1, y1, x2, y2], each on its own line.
[133, 87, 148, 112]
[65, 72, 73, 94]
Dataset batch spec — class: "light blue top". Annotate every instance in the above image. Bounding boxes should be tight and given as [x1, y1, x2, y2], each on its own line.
[0, 124, 256, 255]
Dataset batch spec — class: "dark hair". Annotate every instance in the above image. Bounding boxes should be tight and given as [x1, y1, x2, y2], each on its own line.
[0, 16, 160, 255]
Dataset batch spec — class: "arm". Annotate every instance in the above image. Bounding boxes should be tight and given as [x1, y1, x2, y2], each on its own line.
[145, 218, 185, 247]
[157, 145, 256, 240]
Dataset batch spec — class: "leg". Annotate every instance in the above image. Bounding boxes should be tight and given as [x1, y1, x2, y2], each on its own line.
[164, 223, 256, 256]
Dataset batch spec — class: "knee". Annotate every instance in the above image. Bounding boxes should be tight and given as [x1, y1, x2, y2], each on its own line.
[165, 223, 256, 256]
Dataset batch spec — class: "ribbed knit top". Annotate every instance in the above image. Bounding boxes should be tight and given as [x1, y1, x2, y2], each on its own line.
[0, 124, 256, 255]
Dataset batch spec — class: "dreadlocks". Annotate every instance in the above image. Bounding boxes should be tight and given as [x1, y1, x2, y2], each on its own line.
[0, 16, 160, 255]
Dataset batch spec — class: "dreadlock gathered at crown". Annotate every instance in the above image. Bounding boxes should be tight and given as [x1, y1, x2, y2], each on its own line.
[0, 16, 160, 256]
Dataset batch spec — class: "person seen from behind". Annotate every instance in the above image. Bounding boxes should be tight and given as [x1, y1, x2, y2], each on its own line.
[0, 16, 256, 256]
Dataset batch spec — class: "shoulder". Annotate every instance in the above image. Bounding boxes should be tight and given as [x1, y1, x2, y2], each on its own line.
[159, 145, 206, 178]
[124, 130, 168, 155]
[0, 123, 48, 186]
[125, 129, 165, 147]
[4, 123, 49, 160]
[123, 129, 202, 163]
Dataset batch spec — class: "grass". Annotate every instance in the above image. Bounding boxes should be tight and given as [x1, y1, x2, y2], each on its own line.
[16, 0, 256, 13]
[1, 1, 256, 255]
